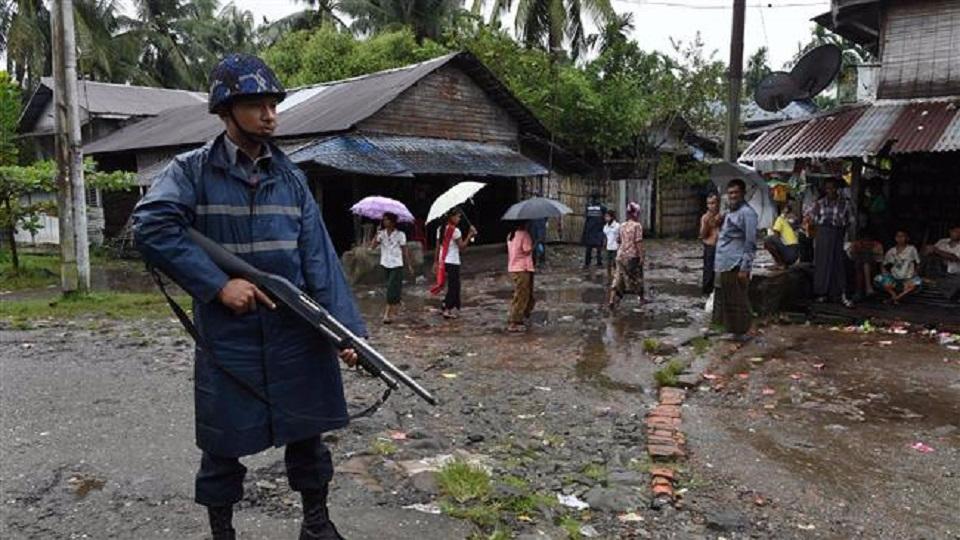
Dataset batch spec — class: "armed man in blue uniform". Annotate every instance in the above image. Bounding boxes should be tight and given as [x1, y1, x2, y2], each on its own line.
[133, 54, 365, 540]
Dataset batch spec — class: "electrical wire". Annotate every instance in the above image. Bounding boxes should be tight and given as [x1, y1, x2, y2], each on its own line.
[613, 1, 829, 9]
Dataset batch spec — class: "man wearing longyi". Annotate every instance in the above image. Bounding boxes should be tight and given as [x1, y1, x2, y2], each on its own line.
[133, 53, 364, 540]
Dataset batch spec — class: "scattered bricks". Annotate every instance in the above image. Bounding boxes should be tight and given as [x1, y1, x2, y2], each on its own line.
[644, 416, 680, 429]
[647, 436, 677, 447]
[650, 429, 675, 439]
[649, 405, 681, 418]
[648, 444, 685, 459]
[649, 467, 675, 480]
[652, 483, 674, 498]
[651, 476, 672, 487]
[660, 387, 686, 405]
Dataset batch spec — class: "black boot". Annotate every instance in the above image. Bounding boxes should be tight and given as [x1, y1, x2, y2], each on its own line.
[299, 486, 344, 540]
[207, 505, 236, 540]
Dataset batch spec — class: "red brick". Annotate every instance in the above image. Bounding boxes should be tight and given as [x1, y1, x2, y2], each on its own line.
[651, 476, 672, 487]
[652, 484, 674, 497]
[644, 416, 680, 429]
[648, 444, 685, 458]
[660, 388, 686, 405]
[649, 467, 675, 480]
[650, 405, 681, 418]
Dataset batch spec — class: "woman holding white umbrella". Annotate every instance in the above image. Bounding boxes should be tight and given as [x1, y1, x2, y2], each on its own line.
[432, 209, 477, 319]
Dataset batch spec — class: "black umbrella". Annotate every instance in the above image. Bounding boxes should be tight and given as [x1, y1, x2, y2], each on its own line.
[501, 197, 573, 221]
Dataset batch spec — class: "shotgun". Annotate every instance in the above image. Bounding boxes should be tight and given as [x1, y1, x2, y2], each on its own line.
[186, 228, 438, 407]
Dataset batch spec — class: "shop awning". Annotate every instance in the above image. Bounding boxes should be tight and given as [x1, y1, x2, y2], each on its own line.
[741, 99, 960, 161]
[289, 134, 548, 178]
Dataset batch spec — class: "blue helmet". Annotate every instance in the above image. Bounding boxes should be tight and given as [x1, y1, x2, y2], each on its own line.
[208, 53, 286, 114]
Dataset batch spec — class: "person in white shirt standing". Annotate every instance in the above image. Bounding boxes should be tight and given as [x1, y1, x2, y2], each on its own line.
[602, 210, 621, 282]
[932, 224, 960, 303]
[372, 212, 409, 324]
[431, 209, 477, 319]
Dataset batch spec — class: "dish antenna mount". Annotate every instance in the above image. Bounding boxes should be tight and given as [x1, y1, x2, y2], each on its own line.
[754, 44, 842, 112]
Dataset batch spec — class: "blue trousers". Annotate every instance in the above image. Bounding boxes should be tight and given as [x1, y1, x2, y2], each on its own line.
[195, 436, 334, 506]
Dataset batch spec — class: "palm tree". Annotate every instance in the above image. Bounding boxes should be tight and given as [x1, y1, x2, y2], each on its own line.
[338, 0, 464, 42]
[586, 11, 633, 55]
[487, 0, 615, 60]
[259, 0, 348, 48]
[3, 0, 52, 87]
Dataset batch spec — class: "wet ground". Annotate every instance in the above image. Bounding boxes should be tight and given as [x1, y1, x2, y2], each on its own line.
[2, 241, 959, 539]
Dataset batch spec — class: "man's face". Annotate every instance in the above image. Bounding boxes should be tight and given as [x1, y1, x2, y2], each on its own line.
[707, 196, 719, 212]
[228, 96, 279, 138]
[950, 227, 960, 242]
[824, 182, 838, 198]
[726, 185, 744, 207]
[895, 231, 908, 245]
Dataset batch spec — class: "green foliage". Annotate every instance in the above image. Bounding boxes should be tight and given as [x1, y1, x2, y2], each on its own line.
[581, 462, 607, 483]
[0, 291, 191, 320]
[0, 159, 135, 269]
[437, 459, 492, 503]
[641, 338, 659, 353]
[0, 72, 20, 166]
[0, 252, 60, 290]
[264, 26, 447, 87]
[690, 336, 710, 356]
[744, 47, 772, 99]
[654, 359, 686, 388]
[558, 515, 583, 539]
[657, 154, 710, 187]
[370, 438, 398, 456]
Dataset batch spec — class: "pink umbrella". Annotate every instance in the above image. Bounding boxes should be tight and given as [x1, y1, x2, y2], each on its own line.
[350, 196, 415, 223]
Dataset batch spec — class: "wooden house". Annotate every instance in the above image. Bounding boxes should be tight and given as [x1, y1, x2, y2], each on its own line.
[84, 52, 602, 252]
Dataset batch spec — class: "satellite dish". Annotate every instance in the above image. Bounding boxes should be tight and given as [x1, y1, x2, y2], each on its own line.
[755, 71, 800, 113]
[790, 44, 842, 100]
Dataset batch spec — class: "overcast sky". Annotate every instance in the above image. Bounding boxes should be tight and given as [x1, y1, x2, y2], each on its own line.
[224, 0, 832, 69]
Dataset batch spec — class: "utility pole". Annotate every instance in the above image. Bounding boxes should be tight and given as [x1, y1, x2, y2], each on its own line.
[724, 0, 746, 163]
[51, 0, 90, 293]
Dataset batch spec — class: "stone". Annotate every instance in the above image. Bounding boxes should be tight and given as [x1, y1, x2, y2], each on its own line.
[608, 470, 645, 487]
[583, 486, 648, 513]
[676, 373, 702, 388]
[467, 433, 485, 444]
[705, 510, 747, 532]
[409, 471, 440, 495]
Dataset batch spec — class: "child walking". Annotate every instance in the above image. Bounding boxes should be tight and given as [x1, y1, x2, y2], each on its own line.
[602, 210, 621, 282]
[372, 212, 408, 324]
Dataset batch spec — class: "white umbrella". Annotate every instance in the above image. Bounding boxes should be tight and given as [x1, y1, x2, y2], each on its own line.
[426, 181, 487, 223]
[710, 162, 777, 229]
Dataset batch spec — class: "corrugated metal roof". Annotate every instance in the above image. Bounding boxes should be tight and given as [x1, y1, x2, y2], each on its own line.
[932, 108, 960, 152]
[740, 98, 960, 161]
[84, 52, 551, 155]
[289, 134, 548, 178]
[777, 107, 865, 159]
[17, 78, 205, 134]
[886, 101, 959, 154]
[829, 103, 902, 157]
[740, 122, 806, 160]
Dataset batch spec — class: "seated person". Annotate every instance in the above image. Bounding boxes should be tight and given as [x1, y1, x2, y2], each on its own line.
[932, 224, 960, 303]
[846, 228, 884, 298]
[874, 230, 922, 304]
[763, 202, 800, 270]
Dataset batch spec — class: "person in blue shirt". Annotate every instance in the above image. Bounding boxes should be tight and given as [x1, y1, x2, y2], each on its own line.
[581, 193, 607, 269]
[712, 179, 758, 341]
[133, 54, 364, 540]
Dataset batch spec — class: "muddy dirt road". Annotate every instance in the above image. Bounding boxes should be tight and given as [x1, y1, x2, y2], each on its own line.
[2, 241, 958, 539]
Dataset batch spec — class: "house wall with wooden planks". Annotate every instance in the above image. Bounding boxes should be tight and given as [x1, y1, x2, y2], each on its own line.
[359, 65, 520, 145]
[878, 0, 960, 99]
[657, 184, 703, 238]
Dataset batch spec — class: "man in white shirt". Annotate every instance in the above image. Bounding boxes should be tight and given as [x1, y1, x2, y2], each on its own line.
[933, 224, 960, 302]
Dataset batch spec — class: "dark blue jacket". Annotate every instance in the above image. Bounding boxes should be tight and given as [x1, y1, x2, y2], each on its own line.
[581, 203, 607, 246]
[133, 134, 366, 458]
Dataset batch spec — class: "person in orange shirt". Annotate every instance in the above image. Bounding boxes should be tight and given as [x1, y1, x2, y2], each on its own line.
[506, 221, 536, 332]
